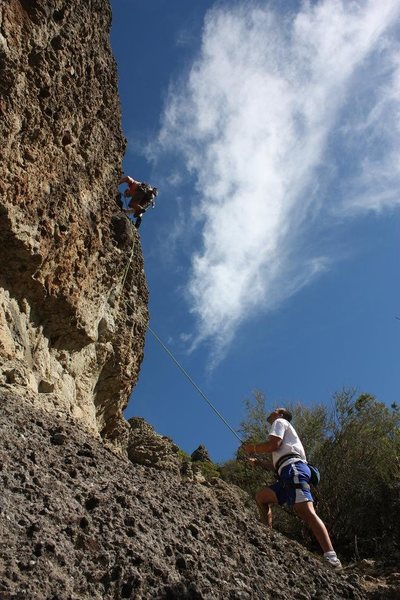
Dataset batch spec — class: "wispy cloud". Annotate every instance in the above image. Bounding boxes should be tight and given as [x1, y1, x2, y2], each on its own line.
[156, 0, 400, 361]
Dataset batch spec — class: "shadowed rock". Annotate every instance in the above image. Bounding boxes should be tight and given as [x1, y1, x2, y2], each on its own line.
[191, 444, 212, 462]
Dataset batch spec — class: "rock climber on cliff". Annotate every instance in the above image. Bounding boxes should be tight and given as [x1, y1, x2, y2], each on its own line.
[240, 407, 342, 571]
[117, 175, 158, 229]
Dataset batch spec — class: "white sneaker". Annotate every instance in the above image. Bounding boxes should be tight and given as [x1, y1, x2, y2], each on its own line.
[324, 554, 343, 571]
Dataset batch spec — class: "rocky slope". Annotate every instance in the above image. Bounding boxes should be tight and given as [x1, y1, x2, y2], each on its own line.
[0, 393, 368, 600]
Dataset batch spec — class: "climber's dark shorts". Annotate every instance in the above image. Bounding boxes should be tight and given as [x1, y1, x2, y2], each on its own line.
[269, 461, 313, 506]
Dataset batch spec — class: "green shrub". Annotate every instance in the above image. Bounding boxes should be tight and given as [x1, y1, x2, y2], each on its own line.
[192, 460, 221, 480]
[228, 388, 400, 559]
[177, 449, 191, 462]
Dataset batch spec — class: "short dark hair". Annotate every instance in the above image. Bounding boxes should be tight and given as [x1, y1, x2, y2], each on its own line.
[278, 408, 292, 422]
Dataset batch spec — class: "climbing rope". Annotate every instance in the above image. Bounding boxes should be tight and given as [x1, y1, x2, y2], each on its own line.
[147, 326, 243, 444]
[116, 230, 242, 444]
[118, 238, 135, 298]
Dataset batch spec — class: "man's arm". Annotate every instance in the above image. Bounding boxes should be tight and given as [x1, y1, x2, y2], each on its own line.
[120, 176, 140, 186]
[241, 435, 282, 455]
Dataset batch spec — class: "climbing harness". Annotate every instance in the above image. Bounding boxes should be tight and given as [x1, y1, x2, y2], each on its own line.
[129, 182, 157, 210]
[275, 453, 321, 487]
[275, 453, 303, 471]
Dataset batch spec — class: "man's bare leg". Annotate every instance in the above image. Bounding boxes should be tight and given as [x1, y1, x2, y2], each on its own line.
[255, 487, 278, 527]
[293, 501, 333, 553]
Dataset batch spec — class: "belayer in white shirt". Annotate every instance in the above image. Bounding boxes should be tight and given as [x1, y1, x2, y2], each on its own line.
[241, 407, 342, 570]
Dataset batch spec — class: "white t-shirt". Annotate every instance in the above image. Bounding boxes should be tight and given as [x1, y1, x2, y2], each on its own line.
[269, 418, 307, 473]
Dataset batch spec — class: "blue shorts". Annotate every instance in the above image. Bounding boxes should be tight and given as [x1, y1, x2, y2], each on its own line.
[270, 461, 314, 506]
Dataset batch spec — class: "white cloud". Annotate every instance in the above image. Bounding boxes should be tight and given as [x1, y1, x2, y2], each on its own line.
[336, 48, 400, 215]
[156, 0, 400, 361]
[166, 172, 183, 187]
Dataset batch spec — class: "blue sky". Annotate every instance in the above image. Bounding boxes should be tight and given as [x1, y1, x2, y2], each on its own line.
[110, 0, 400, 463]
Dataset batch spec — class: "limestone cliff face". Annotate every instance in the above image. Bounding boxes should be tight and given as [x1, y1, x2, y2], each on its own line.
[0, 0, 148, 443]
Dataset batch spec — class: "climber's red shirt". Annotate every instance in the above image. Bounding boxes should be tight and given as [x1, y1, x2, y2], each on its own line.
[122, 177, 140, 197]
